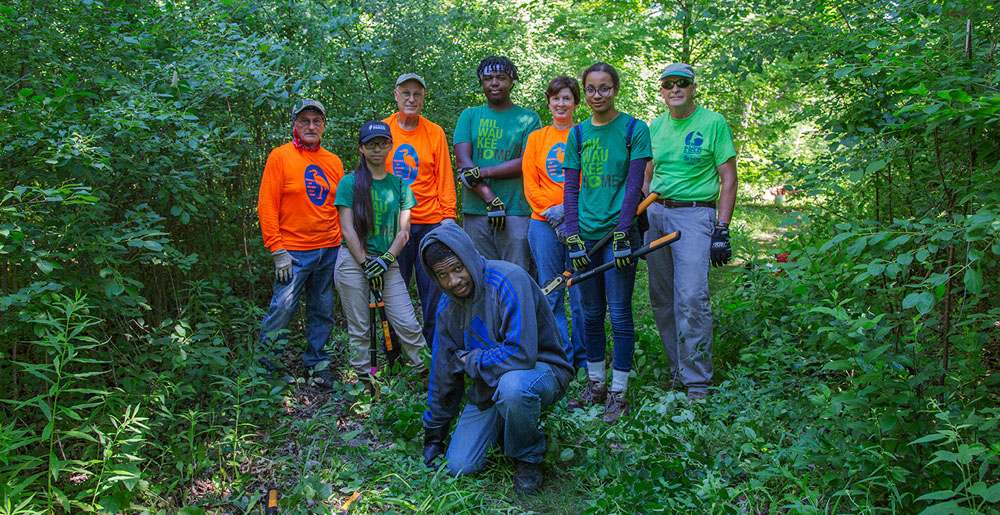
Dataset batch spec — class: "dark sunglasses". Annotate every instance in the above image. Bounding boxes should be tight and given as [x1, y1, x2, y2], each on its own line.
[660, 78, 693, 90]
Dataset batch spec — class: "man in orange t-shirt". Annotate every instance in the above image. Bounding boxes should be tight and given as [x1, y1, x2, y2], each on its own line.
[382, 73, 457, 345]
[256, 98, 344, 390]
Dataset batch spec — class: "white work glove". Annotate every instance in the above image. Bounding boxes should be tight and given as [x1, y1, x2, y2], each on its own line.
[271, 249, 296, 283]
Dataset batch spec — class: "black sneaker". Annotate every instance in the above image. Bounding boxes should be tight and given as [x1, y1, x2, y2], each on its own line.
[513, 459, 543, 495]
[308, 362, 336, 391]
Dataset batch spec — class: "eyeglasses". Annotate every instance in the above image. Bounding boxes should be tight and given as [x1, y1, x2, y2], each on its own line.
[584, 86, 614, 97]
[294, 117, 325, 128]
[363, 140, 391, 151]
[396, 89, 425, 100]
[660, 79, 693, 90]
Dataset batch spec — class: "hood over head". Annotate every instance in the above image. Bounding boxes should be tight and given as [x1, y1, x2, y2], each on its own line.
[418, 224, 485, 305]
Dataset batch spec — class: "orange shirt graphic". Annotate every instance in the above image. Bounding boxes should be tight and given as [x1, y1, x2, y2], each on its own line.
[521, 125, 571, 221]
[257, 142, 345, 252]
[382, 113, 456, 224]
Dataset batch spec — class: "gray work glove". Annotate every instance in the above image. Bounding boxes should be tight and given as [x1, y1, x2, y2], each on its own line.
[542, 204, 567, 244]
[271, 249, 296, 283]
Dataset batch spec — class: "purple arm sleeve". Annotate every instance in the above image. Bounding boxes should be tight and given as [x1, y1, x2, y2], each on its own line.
[563, 166, 581, 236]
[615, 158, 649, 233]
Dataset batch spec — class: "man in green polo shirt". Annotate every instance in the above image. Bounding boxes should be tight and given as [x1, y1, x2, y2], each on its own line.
[643, 63, 737, 402]
[454, 56, 541, 270]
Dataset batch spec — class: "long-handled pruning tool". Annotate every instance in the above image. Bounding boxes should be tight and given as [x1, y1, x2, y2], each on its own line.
[541, 192, 661, 296]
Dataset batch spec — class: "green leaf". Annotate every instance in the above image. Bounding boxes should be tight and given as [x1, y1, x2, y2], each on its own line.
[915, 490, 956, 502]
[833, 67, 854, 78]
[918, 501, 962, 515]
[866, 159, 888, 174]
[822, 360, 855, 371]
[963, 268, 983, 293]
[36, 260, 54, 274]
[909, 433, 948, 445]
[980, 482, 1000, 502]
[142, 240, 163, 251]
[559, 448, 574, 461]
[902, 291, 935, 314]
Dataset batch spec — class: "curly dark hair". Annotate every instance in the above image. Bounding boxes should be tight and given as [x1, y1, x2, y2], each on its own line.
[477, 56, 519, 83]
[422, 241, 459, 269]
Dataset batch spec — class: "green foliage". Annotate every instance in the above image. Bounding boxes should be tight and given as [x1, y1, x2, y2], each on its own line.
[1, 0, 998, 512]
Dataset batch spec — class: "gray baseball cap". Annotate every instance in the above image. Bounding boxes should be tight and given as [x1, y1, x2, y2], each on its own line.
[659, 63, 695, 80]
[292, 98, 326, 119]
[395, 73, 426, 88]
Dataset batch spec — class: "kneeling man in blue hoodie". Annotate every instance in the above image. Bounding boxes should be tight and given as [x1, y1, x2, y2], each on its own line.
[418, 224, 573, 495]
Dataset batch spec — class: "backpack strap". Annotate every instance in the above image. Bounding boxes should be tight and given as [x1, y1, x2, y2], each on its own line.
[624, 116, 637, 160]
[574, 124, 583, 160]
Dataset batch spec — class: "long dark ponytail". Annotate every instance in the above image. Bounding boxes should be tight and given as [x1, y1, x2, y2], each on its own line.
[351, 157, 375, 248]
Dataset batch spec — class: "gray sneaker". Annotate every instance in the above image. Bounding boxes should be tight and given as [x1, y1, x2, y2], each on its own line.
[567, 380, 607, 412]
[602, 390, 629, 424]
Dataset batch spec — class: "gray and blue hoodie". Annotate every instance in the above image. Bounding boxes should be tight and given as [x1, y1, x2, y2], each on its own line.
[418, 224, 573, 433]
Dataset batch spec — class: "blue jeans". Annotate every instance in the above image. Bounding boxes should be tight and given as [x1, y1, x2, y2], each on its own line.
[445, 362, 564, 476]
[527, 219, 585, 369]
[258, 246, 339, 368]
[578, 233, 639, 372]
[397, 222, 444, 345]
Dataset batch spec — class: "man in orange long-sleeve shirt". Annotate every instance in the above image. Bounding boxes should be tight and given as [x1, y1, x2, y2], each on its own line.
[257, 98, 344, 389]
[383, 73, 457, 345]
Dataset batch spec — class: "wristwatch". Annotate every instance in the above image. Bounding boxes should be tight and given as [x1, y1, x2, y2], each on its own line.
[715, 221, 730, 228]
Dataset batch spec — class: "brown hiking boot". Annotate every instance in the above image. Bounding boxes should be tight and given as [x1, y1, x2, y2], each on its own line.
[602, 390, 629, 424]
[567, 380, 607, 412]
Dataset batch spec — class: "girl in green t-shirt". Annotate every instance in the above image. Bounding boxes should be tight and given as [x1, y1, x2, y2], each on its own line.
[562, 63, 652, 424]
[335, 120, 426, 385]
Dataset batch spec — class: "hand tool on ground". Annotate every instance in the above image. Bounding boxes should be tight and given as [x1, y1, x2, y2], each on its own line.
[338, 491, 362, 514]
[541, 192, 660, 295]
[264, 488, 278, 514]
[547, 230, 681, 294]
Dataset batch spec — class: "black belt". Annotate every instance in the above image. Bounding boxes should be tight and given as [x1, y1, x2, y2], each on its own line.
[656, 198, 716, 209]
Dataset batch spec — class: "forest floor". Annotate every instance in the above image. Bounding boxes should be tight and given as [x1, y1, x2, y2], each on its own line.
[175, 201, 796, 514]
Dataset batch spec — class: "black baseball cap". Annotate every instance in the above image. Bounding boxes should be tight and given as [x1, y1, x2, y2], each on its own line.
[358, 120, 392, 144]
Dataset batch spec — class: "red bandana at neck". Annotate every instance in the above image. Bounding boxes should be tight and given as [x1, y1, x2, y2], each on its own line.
[292, 127, 321, 152]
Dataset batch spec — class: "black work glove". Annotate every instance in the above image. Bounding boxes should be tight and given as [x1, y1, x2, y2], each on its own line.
[422, 426, 449, 467]
[612, 230, 633, 269]
[710, 224, 732, 267]
[364, 251, 395, 290]
[487, 196, 506, 231]
[566, 234, 589, 271]
[458, 167, 483, 189]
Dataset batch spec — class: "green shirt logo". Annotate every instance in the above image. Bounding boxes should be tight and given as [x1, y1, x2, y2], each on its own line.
[477, 119, 504, 160]
[582, 138, 620, 189]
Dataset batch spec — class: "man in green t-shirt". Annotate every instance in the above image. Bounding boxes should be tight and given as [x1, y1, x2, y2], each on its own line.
[454, 56, 542, 271]
[642, 63, 738, 402]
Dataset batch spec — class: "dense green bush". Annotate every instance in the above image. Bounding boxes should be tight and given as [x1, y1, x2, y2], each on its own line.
[1, 0, 997, 513]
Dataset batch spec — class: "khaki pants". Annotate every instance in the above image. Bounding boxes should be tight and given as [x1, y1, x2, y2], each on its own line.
[335, 251, 427, 375]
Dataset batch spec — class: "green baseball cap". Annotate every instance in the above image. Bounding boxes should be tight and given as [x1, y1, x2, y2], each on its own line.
[659, 63, 694, 80]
